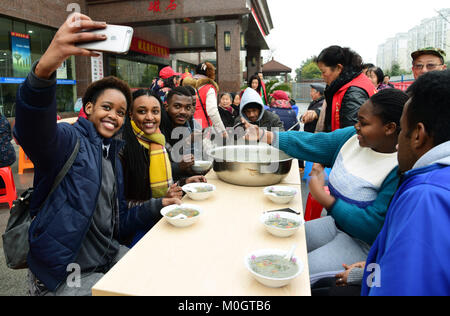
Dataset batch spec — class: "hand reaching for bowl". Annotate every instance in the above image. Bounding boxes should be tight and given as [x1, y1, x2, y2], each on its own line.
[301, 110, 318, 124]
[179, 154, 195, 173]
[242, 118, 274, 144]
[186, 176, 207, 184]
[166, 183, 183, 199]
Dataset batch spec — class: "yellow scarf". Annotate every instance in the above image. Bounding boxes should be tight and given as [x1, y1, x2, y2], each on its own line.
[131, 120, 173, 198]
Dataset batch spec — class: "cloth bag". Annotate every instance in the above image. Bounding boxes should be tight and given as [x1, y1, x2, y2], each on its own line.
[2, 139, 80, 269]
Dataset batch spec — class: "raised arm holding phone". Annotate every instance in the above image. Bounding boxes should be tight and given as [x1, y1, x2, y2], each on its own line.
[15, 13, 180, 296]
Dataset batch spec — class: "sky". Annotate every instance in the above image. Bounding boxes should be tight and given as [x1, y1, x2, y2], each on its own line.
[265, 0, 450, 73]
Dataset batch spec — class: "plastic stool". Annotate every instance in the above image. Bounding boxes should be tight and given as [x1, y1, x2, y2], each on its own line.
[303, 161, 331, 183]
[18, 146, 34, 175]
[304, 186, 330, 222]
[0, 167, 18, 208]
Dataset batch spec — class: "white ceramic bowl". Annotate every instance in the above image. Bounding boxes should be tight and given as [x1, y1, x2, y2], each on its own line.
[260, 211, 304, 238]
[160, 204, 203, 228]
[192, 161, 213, 174]
[182, 183, 216, 201]
[244, 249, 304, 288]
[264, 186, 298, 204]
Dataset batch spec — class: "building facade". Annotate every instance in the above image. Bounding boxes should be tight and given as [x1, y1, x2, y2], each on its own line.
[0, 0, 273, 117]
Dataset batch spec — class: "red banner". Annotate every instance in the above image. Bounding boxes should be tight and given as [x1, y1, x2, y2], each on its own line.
[130, 37, 170, 59]
[10, 32, 30, 39]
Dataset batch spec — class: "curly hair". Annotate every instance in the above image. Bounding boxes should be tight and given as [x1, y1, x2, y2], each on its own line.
[407, 70, 450, 146]
[370, 88, 408, 131]
[195, 62, 216, 80]
[82, 76, 132, 112]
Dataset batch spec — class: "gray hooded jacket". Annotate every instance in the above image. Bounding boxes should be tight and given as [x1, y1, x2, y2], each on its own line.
[234, 88, 284, 131]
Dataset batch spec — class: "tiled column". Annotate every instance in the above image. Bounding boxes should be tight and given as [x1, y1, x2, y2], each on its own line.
[246, 47, 261, 82]
[216, 19, 242, 93]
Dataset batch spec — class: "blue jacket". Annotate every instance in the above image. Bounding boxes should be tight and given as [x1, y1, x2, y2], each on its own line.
[14, 74, 162, 292]
[361, 141, 450, 296]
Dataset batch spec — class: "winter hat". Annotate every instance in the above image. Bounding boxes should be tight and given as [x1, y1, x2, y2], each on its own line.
[270, 90, 290, 101]
[310, 83, 326, 94]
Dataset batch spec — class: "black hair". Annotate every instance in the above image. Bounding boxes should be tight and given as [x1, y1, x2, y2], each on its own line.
[122, 89, 163, 202]
[167, 86, 193, 105]
[183, 85, 197, 97]
[162, 77, 177, 90]
[406, 70, 450, 146]
[82, 76, 132, 112]
[248, 74, 262, 91]
[363, 63, 375, 70]
[315, 46, 363, 73]
[367, 67, 385, 85]
[243, 103, 262, 110]
[370, 88, 409, 131]
[130, 89, 162, 113]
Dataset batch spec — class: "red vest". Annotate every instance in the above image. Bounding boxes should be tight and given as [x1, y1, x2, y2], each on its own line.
[194, 84, 215, 129]
[331, 73, 377, 131]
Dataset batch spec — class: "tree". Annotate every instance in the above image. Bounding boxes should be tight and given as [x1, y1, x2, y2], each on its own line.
[390, 63, 402, 77]
[385, 62, 411, 77]
[265, 79, 292, 95]
[302, 62, 322, 79]
[295, 57, 321, 81]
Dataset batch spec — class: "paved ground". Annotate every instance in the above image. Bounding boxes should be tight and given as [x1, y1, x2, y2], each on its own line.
[0, 144, 32, 296]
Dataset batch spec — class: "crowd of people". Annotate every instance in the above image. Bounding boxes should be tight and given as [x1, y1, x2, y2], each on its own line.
[7, 13, 450, 296]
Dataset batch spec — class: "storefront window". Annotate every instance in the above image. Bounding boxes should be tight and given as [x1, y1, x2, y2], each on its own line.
[177, 60, 196, 75]
[0, 16, 76, 117]
[109, 56, 159, 89]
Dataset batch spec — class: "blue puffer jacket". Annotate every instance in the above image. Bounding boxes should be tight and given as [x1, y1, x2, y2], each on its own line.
[14, 75, 162, 292]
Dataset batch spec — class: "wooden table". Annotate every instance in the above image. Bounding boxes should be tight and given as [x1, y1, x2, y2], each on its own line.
[92, 160, 311, 296]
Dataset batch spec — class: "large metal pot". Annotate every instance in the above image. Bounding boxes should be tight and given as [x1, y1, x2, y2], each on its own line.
[208, 145, 293, 187]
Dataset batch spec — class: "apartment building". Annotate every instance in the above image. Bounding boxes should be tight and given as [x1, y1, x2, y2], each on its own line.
[377, 8, 450, 73]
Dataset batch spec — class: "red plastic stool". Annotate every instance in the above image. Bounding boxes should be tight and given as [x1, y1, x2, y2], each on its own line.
[304, 186, 330, 222]
[18, 146, 34, 175]
[0, 167, 18, 208]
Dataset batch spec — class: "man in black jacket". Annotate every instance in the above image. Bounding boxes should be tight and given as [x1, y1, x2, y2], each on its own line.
[302, 84, 325, 133]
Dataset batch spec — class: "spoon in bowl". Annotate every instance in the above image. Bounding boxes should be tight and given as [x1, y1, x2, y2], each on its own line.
[173, 214, 188, 220]
[284, 244, 297, 262]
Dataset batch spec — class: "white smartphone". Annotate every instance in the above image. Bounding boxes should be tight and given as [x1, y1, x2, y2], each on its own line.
[76, 24, 134, 54]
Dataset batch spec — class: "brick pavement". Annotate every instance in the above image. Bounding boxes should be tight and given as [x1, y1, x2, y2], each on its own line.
[0, 144, 33, 296]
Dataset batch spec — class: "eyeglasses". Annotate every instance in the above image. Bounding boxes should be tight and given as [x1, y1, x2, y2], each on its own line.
[413, 63, 443, 70]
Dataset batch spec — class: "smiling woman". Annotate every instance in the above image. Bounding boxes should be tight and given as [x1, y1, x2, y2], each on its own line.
[82, 77, 131, 138]
[243, 88, 409, 276]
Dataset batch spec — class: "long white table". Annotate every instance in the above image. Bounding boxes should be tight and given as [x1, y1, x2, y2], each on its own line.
[92, 160, 311, 296]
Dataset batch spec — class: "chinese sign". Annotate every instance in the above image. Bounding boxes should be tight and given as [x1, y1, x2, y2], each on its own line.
[57, 60, 68, 80]
[10, 32, 31, 78]
[130, 37, 170, 59]
[148, 0, 177, 13]
[91, 53, 104, 82]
